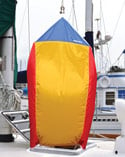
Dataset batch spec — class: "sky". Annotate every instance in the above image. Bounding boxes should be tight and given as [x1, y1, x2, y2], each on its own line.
[16, 0, 125, 71]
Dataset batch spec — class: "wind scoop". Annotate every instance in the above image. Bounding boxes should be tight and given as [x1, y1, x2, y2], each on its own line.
[27, 18, 97, 150]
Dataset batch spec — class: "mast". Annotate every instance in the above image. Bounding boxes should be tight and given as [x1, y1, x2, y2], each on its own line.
[0, 27, 14, 87]
[85, 0, 94, 54]
[0, 0, 19, 143]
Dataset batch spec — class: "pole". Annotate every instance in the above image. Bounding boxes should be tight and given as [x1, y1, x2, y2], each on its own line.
[27, 0, 31, 53]
[85, 0, 94, 54]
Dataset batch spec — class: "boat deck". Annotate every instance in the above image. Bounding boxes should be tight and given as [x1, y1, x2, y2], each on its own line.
[0, 136, 124, 157]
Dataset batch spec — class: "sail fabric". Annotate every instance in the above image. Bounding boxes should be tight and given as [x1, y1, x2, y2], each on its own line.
[0, 0, 16, 36]
[27, 18, 97, 149]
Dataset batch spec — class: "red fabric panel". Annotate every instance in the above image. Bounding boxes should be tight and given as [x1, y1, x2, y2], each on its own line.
[27, 43, 38, 148]
[79, 47, 97, 148]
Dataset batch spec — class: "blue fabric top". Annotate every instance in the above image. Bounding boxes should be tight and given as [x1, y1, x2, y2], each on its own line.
[37, 18, 89, 46]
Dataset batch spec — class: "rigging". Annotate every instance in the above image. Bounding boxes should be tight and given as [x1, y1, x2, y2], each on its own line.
[94, 0, 112, 73]
[59, 0, 65, 14]
[110, 0, 125, 48]
[68, 0, 78, 31]
[110, 0, 125, 66]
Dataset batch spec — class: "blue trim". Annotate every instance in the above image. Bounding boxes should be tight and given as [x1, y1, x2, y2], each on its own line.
[98, 74, 125, 80]
[97, 87, 125, 89]
[96, 106, 116, 111]
[108, 74, 125, 77]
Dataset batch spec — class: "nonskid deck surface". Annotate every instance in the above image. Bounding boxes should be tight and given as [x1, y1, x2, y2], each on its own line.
[0, 136, 124, 157]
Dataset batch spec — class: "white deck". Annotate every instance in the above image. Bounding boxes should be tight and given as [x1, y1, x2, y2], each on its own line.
[0, 99, 124, 157]
[0, 136, 124, 157]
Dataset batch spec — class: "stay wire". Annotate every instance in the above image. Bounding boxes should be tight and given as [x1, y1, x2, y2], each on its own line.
[110, 0, 125, 65]
[109, 0, 125, 48]
[27, 0, 31, 53]
[68, 0, 78, 31]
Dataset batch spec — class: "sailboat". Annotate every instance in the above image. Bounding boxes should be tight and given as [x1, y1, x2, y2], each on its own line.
[91, 53, 125, 136]
[90, 3, 125, 136]
[0, 0, 125, 156]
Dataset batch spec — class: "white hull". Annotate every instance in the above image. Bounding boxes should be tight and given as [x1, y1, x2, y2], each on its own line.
[91, 112, 121, 136]
[92, 70, 125, 136]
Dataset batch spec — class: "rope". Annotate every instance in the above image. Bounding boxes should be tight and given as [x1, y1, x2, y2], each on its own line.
[0, 72, 21, 111]
[112, 52, 123, 65]
[68, 0, 78, 31]
[17, 1, 27, 48]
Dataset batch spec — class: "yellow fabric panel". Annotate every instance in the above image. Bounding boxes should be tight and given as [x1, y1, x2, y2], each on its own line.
[35, 41, 89, 146]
